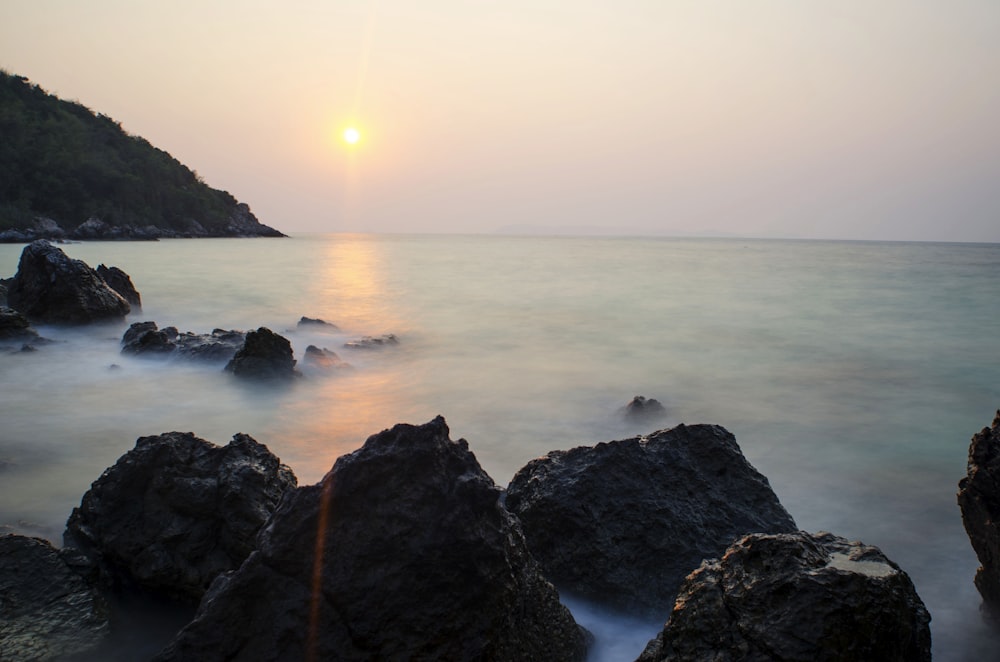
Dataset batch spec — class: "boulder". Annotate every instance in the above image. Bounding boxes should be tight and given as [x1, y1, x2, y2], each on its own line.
[505, 423, 797, 616]
[0, 306, 40, 343]
[155, 417, 589, 661]
[958, 409, 1000, 611]
[121, 322, 245, 362]
[6, 240, 130, 324]
[63, 431, 297, 603]
[621, 395, 667, 423]
[636, 531, 932, 662]
[224, 327, 298, 379]
[0, 534, 109, 661]
[96, 264, 142, 308]
[343, 333, 399, 349]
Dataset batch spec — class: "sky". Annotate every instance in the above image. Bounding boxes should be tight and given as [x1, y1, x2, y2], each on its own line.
[2, 1, 999, 242]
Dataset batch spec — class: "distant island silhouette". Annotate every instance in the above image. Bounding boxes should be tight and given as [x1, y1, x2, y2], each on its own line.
[0, 70, 284, 241]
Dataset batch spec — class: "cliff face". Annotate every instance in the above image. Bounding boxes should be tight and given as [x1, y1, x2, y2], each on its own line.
[0, 71, 285, 241]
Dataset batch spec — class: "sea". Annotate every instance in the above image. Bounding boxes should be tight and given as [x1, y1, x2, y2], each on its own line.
[1, 233, 999, 661]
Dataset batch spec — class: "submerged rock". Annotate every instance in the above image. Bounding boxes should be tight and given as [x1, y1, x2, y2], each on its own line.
[637, 531, 932, 662]
[621, 395, 667, 423]
[343, 333, 399, 349]
[156, 417, 589, 661]
[63, 431, 297, 603]
[0, 306, 40, 343]
[958, 410, 1000, 612]
[96, 264, 142, 308]
[301, 345, 352, 372]
[0, 534, 109, 661]
[224, 327, 298, 379]
[121, 321, 246, 362]
[296, 316, 339, 330]
[6, 240, 130, 324]
[506, 423, 797, 616]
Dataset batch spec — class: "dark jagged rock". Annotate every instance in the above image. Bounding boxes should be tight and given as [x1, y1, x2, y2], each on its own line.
[0, 534, 109, 661]
[96, 264, 141, 308]
[621, 395, 667, 422]
[302, 345, 352, 372]
[121, 322, 246, 362]
[958, 410, 1000, 612]
[224, 327, 298, 379]
[224, 203, 286, 238]
[506, 423, 797, 617]
[0, 306, 40, 343]
[155, 417, 589, 662]
[636, 531, 932, 662]
[63, 431, 297, 604]
[297, 316, 339, 330]
[343, 333, 399, 349]
[6, 240, 130, 324]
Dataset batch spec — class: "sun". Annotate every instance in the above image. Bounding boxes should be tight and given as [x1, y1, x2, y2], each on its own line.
[343, 127, 361, 145]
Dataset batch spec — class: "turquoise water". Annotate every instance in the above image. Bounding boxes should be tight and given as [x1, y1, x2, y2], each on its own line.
[1, 234, 999, 660]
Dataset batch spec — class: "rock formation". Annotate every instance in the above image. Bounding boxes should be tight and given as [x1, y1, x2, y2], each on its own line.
[0, 306, 40, 343]
[6, 240, 130, 324]
[636, 531, 932, 662]
[506, 423, 797, 616]
[301, 345, 351, 372]
[63, 432, 297, 603]
[96, 264, 142, 308]
[958, 410, 1000, 611]
[0, 534, 109, 661]
[621, 395, 667, 423]
[343, 333, 399, 349]
[224, 327, 298, 379]
[155, 417, 589, 662]
[121, 321, 246, 362]
[296, 316, 338, 330]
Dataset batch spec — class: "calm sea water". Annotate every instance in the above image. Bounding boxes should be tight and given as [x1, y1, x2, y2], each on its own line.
[2, 234, 999, 660]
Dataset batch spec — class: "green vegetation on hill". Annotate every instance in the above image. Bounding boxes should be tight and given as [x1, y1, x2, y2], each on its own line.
[0, 70, 279, 236]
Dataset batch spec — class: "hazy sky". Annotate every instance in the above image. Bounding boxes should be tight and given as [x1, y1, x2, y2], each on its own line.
[2, 1, 999, 241]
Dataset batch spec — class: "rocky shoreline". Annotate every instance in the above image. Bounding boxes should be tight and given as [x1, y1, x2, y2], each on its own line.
[0, 204, 285, 243]
[4, 239, 994, 660]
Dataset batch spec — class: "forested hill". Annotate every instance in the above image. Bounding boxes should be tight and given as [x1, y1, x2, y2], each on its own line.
[0, 70, 285, 241]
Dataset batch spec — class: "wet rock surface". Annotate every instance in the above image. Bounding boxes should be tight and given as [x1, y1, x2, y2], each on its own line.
[224, 326, 298, 379]
[301, 345, 352, 372]
[63, 431, 297, 603]
[296, 316, 339, 330]
[958, 410, 1000, 611]
[155, 417, 589, 662]
[506, 423, 797, 616]
[0, 534, 109, 661]
[636, 531, 932, 662]
[6, 240, 130, 324]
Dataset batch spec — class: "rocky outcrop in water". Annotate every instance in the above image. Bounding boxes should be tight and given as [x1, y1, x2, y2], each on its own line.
[636, 531, 932, 662]
[224, 327, 298, 379]
[343, 333, 399, 349]
[121, 321, 246, 362]
[506, 423, 797, 616]
[301, 345, 352, 373]
[96, 264, 141, 308]
[958, 410, 1000, 612]
[296, 316, 339, 330]
[0, 534, 109, 661]
[0, 306, 40, 343]
[63, 432, 297, 603]
[621, 395, 667, 423]
[155, 417, 589, 662]
[6, 240, 130, 324]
